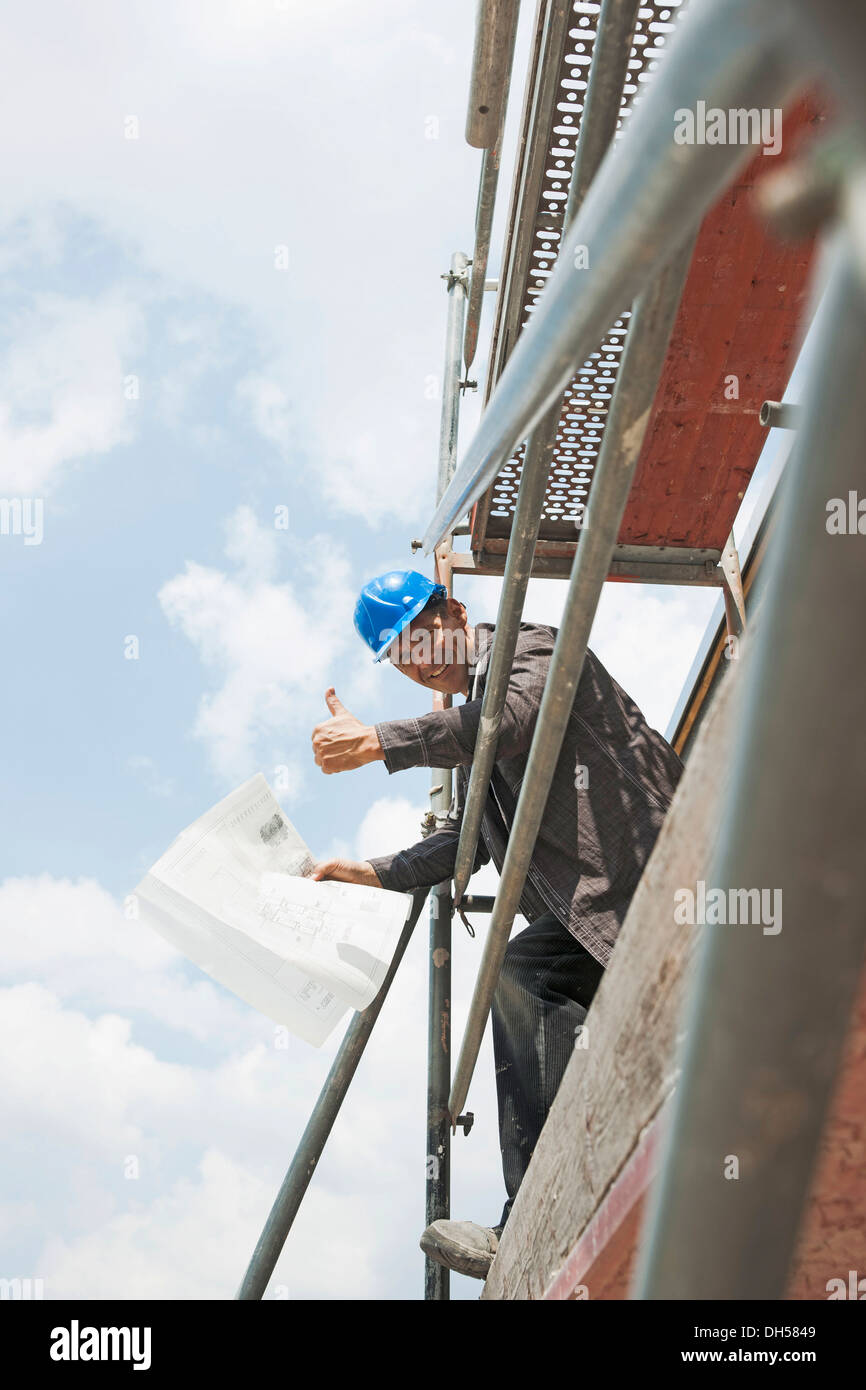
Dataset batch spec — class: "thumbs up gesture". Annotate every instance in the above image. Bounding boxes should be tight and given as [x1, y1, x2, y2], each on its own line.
[312, 688, 384, 774]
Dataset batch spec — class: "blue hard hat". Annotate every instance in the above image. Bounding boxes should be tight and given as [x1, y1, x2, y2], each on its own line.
[354, 570, 447, 662]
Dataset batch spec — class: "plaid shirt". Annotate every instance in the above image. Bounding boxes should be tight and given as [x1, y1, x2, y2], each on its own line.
[367, 622, 684, 967]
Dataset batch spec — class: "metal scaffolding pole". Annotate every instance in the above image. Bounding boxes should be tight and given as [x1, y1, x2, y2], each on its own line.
[424, 251, 469, 1301]
[451, 406, 557, 908]
[452, 0, 642, 906]
[421, 0, 806, 555]
[465, 0, 522, 150]
[785, 0, 866, 133]
[463, 1, 520, 373]
[437, 253, 470, 500]
[448, 238, 696, 1125]
[464, 148, 503, 375]
[760, 399, 802, 430]
[235, 889, 429, 1300]
[484, 0, 578, 400]
[633, 224, 866, 1300]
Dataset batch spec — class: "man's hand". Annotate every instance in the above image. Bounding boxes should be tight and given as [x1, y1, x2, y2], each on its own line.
[312, 689, 384, 774]
[311, 858, 382, 888]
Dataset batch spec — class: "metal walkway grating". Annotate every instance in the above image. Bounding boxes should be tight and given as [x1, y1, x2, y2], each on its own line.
[474, 0, 686, 548]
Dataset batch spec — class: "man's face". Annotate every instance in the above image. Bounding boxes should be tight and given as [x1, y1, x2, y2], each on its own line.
[386, 597, 472, 695]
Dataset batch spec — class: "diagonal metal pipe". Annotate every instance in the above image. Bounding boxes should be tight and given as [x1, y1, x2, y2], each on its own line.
[633, 225, 866, 1300]
[452, 0, 642, 906]
[236, 889, 430, 1300]
[563, 0, 640, 222]
[448, 237, 696, 1126]
[421, 0, 808, 555]
[452, 407, 558, 906]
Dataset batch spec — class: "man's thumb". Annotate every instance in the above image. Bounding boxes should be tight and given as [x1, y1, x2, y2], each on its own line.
[325, 687, 347, 717]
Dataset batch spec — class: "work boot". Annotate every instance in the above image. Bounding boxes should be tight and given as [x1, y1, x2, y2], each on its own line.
[419, 1219, 502, 1280]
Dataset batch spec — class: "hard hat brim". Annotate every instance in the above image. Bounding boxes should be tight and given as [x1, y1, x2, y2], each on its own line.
[372, 591, 440, 662]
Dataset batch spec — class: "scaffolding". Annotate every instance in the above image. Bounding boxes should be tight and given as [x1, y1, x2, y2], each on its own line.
[237, 0, 866, 1300]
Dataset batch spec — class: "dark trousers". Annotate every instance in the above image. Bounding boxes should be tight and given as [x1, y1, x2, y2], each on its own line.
[491, 913, 605, 1233]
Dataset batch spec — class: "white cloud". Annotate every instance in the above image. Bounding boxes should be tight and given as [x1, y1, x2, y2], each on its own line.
[0, 875, 172, 976]
[221, 499, 281, 583]
[0, 874, 259, 1049]
[236, 372, 438, 528]
[456, 571, 718, 734]
[0, 980, 383, 1298]
[158, 506, 357, 783]
[0, 0, 482, 526]
[315, 406, 439, 529]
[38, 1147, 383, 1301]
[0, 292, 144, 494]
[236, 373, 294, 459]
[0, 871, 504, 1300]
[355, 795, 427, 863]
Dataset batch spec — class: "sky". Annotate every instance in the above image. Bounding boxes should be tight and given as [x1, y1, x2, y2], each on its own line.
[0, 0, 797, 1302]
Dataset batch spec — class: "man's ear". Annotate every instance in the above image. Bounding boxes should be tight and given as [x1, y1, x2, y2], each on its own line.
[446, 596, 467, 622]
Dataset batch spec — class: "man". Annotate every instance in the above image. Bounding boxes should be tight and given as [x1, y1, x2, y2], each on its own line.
[311, 569, 684, 1280]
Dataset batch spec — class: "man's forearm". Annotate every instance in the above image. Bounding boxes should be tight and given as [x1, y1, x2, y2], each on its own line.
[375, 709, 477, 774]
[311, 858, 382, 887]
[375, 637, 550, 775]
[368, 829, 460, 892]
[368, 819, 490, 892]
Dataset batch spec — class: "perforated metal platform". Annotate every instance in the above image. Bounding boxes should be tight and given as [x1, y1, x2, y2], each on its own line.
[463, 0, 822, 584]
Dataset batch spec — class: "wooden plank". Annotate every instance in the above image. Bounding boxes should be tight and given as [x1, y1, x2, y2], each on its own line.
[617, 93, 824, 552]
[482, 617, 748, 1299]
[504, 958, 866, 1300]
[470, 95, 826, 571]
[542, 1103, 668, 1299]
[483, 561, 866, 1297]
